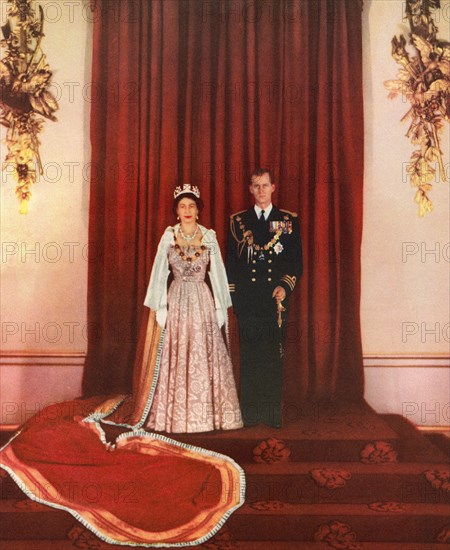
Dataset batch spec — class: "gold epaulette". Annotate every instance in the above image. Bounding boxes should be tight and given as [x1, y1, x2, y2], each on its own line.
[279, 208, 298, 218]
[230, 209, 247, 219]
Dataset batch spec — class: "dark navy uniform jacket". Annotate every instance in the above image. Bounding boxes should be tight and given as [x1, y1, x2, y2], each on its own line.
[226, 206, 303, 318]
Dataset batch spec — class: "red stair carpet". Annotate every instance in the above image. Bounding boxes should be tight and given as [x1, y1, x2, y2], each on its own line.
[1, 400, 449, 549]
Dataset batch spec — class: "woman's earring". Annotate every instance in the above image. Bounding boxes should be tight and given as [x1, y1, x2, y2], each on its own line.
[177, 216, 180, 220]
[196, 215, 199, 220]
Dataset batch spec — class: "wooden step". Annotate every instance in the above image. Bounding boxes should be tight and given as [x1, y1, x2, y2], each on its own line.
[242, 461, 450, 505]
[380, 415, 449, 463]
[2, 408, 446, 465]
[0, 540, 448, 549]
[423, 432, 450, 456]
[128, 413, 447, 464]
[2, 460, 449, 505]
[228, 501, 450, 543]
[1, 498, 449, 543]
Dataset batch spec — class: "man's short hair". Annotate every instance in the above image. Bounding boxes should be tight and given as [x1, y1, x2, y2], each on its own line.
[251, 167, 273, 183]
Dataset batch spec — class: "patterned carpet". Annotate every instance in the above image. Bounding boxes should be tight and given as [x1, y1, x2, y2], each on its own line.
[1, 400, 449, 549]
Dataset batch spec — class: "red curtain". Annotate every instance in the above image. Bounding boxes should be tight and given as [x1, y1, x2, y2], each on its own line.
[83, 0, 365, 407]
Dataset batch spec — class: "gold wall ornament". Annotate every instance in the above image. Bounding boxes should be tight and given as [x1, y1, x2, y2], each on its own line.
[0, 0, 58, 214]
[384, 0, 450, 216]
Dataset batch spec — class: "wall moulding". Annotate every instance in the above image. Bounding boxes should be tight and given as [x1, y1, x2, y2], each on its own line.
[364, 355, 450, 368]
[0, 351, 86, 367]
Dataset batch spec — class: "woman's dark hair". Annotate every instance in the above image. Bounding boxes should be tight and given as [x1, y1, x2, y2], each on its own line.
[172, 193, 204, 216]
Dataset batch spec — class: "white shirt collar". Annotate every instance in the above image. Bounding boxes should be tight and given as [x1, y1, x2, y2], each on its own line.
[254, 203, 273, 220]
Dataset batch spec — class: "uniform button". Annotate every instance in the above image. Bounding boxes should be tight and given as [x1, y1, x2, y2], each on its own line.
[252, 269, 256, 273]
[269, 251, 273, 255]
[252, 260, 256, 264]
[268, 269, 272, 273]
[251, 278, 256, 282]
[268, 259, 272, 263]
[268, 277, 272, 281]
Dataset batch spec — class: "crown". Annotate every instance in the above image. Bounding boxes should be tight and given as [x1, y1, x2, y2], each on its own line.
[174, 183, 200, 199]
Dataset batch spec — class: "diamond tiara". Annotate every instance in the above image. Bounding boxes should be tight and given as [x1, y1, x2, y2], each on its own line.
[173, 184, 200, 199]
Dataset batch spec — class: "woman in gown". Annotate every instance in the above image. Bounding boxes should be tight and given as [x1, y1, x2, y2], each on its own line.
[89, 183, 243, 433]
[0, 184, 245, 547]
[145, 184, 243, 433]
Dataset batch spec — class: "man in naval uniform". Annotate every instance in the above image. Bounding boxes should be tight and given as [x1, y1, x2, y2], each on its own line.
[226, 168, 303, 427]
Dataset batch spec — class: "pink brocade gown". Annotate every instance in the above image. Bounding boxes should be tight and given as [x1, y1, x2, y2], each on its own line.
[146, 245, 243, 433]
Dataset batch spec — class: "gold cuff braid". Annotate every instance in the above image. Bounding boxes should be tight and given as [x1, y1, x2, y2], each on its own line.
[280, 275, 296, 292]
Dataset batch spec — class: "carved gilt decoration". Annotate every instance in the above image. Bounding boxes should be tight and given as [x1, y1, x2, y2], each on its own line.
[1, 0, 58, 213]
[385, 0, 449, 216]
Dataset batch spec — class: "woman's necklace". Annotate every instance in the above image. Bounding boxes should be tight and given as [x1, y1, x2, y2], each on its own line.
[179, 224, 198, 242]
[174, 243, 206, 262]
[173, 227, 205, 262]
